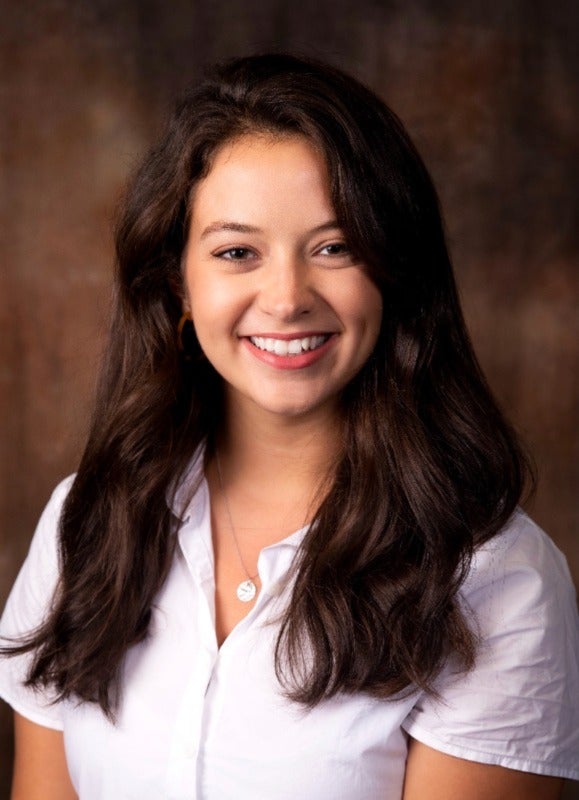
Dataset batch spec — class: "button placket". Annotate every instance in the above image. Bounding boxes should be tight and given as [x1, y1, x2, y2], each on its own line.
[166, 504, 219, 796]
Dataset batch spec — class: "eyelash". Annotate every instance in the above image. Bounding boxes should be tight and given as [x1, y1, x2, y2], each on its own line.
[214, 247, 255, 261]
[318, 242, 350, 257]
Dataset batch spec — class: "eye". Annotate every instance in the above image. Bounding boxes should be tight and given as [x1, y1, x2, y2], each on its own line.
[214, 247, 256, 261]
[317, 241, 352, 257]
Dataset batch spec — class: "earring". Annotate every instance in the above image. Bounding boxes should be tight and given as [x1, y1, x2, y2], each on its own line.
[177, 313, 192, 352]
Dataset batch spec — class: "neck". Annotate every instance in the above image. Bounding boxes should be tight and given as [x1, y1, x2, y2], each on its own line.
[213, 398, 342, 505]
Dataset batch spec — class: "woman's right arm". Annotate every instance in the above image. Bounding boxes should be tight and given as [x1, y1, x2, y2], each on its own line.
[11, 713, 77, 800]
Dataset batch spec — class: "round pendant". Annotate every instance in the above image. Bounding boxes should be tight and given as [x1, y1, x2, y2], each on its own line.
[237, 579, 257, 602]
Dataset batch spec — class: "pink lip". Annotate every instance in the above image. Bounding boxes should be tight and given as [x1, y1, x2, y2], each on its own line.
[242, 331, 333, 340]
[241, 334, 336, 370]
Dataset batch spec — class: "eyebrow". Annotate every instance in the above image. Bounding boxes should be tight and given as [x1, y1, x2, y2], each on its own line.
[200, 221, 261, 239]
[199, 219, 342, 240]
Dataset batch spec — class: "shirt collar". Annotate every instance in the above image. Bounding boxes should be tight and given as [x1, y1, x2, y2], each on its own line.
[167, 448, 206, 525]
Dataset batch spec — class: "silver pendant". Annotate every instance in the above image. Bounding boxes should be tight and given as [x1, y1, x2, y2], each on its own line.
[237, 579, 257, 602]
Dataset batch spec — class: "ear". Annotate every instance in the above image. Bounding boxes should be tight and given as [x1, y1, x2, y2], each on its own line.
[182, 290, 194, 319]
[181, 297, 192, 316]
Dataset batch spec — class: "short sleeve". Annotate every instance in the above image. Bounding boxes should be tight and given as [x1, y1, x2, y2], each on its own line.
[0, 476, 75, 731]
[402, 510, 579, 780]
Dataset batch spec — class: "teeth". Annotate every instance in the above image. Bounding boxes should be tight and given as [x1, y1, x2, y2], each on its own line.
[250, 335, 329, 355]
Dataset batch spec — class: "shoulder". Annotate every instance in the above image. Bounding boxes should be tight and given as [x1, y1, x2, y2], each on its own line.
[0, 476, 76, 731]
[467, 508, 571, 584]
[40, 474, 77, 525]
[25, 475, 76, 543]
[18, 475, 76, 584]
[460, 510, 577, 640]
[37, 475, 76, 527]
[2, 475, 75, 623]
[403, 510, 579, 780]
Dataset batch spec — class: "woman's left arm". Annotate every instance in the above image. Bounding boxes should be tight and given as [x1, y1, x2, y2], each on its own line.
[403, 738, 564, 800]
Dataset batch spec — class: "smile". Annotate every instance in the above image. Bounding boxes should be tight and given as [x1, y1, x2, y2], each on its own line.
[248, 335, 330, 356]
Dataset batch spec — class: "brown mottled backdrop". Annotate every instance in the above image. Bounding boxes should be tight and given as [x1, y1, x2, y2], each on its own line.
[0, 0, 577, 795]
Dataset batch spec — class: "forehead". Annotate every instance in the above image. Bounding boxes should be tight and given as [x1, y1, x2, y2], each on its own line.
[189, 133, 335, 226]
[207, 131, 326, 174]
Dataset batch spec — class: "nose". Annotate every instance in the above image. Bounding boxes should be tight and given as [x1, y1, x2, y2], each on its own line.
[257, 253, 314, 321]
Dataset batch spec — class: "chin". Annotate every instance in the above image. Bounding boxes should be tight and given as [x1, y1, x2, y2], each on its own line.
[255, 394, 336, 420]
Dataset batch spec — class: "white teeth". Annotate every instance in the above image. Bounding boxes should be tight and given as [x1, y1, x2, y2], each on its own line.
[249, 334, 329, 355]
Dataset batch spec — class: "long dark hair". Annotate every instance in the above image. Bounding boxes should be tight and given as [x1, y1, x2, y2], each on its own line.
[4, 53, 532, 717]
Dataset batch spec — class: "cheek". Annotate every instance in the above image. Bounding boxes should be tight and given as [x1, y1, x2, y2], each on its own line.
[185, 273, 213, 341]
[342, 283, 383, 335]
[186, 269, 221, 317]
[187, 273, 249, 344]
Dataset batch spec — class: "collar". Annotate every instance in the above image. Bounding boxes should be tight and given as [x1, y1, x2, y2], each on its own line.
[167, 448, 206, 525]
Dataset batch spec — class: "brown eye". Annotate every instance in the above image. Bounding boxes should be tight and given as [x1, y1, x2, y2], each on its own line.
[216, 247, 254, 261]
[319, 242, 350, 256]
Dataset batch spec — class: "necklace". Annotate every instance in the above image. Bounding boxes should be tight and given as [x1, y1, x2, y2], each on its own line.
[215, 452, 259, 603]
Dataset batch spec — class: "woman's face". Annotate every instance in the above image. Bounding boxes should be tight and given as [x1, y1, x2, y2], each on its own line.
[182, 133, 382, 424]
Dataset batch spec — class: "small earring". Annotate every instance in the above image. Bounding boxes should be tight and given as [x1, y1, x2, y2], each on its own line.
[177, 313, 192, 352]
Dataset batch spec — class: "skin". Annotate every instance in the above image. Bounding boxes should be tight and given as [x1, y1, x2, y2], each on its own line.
[182, 133, 383, 424]
[11, 714, 76, 799]
[13, 717, 564, 799]
[402, 739, 563, 800]
[11, 133, 565, 799]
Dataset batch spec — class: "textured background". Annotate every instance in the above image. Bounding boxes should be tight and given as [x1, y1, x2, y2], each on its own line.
[0, 0, 577, 794]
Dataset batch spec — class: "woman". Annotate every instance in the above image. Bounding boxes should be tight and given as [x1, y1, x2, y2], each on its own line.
[1, 53, 578, 799]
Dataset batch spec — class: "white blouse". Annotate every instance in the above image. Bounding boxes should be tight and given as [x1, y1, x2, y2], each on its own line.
[1, 470, 578, 799]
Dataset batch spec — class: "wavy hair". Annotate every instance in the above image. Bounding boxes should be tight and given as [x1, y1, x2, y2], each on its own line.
[4, 54, 532, 717]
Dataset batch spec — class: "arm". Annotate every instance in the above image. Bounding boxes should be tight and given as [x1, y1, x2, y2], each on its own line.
[403, 737, 564, 800]
[11, 713, 77, 800]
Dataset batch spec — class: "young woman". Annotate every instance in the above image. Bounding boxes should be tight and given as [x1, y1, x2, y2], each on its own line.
[1, 54, 578, 800]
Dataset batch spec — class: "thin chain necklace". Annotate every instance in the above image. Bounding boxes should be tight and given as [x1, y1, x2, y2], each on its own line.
[215, 451, 259, 603]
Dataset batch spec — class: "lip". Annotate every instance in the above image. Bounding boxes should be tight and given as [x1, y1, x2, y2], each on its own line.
[241, 333, 337, 370]
[242, 331, 335, 340]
